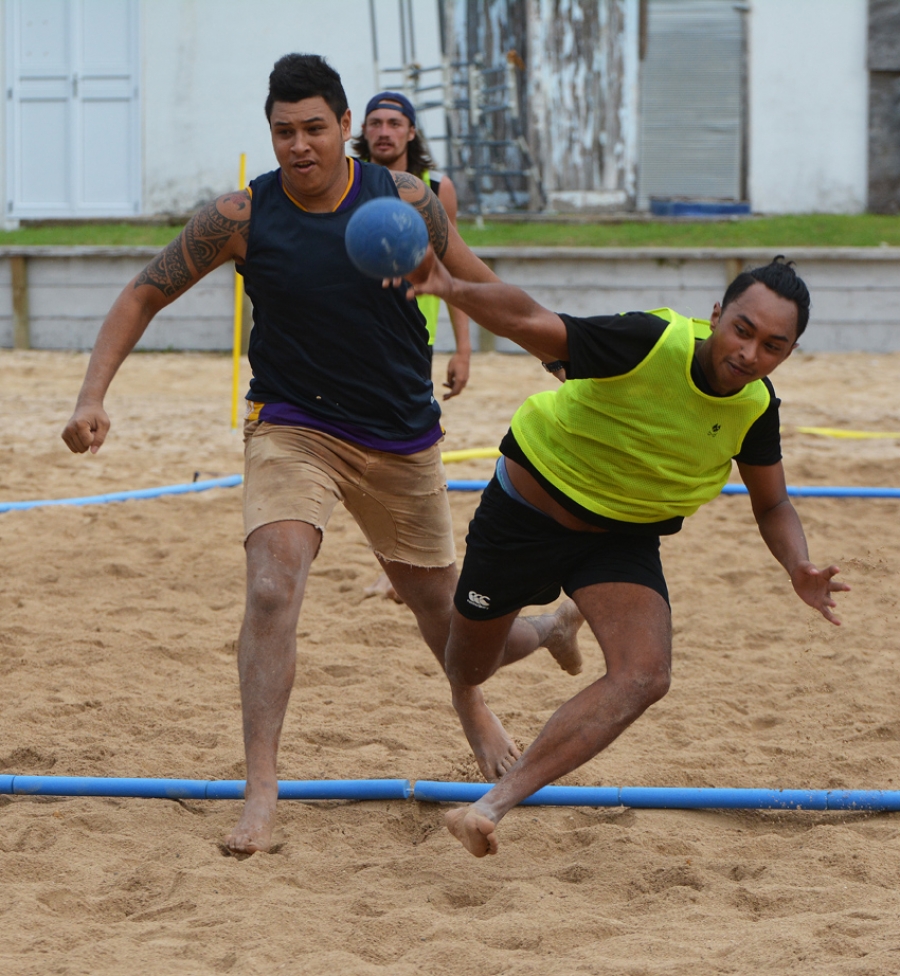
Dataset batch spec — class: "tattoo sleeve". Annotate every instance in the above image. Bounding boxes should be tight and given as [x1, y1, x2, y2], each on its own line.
[133, 235, 192, 297]
[393, 172, 450, 259]
[134, 191, 251, 297]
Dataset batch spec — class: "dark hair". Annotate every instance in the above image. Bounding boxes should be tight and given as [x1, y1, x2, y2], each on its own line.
[722, 256, 811, 338]
[351, 128, 435, 180]
[265, 54, 348, 122]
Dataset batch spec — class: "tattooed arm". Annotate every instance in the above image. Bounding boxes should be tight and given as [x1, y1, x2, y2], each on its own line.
[134, 192, 250, 296]
[391, 172, 498, 286]
[62, 192, 250, 454]
[398, 172, 567, 362]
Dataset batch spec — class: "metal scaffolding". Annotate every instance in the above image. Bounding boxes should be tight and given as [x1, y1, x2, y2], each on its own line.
[368, 0, 544, 213]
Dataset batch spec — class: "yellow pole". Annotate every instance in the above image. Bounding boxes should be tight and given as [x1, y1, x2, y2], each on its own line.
[230, 152, 248, 429]
[441, 448, 501, 463]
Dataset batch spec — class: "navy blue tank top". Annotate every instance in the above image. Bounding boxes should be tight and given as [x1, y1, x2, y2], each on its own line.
[239, 161, 440, 447]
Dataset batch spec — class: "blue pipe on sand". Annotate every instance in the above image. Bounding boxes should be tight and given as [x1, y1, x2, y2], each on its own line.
[411, 781, 900, 811]
[719, 484, 900, 498]
[0, 776, 411, 801]
[3, 478, 900, 513]
[0, 476, 243, 513]
[2, 776, 899, 811]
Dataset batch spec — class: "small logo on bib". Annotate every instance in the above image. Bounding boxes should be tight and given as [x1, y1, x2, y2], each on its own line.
[707, 423, 722, 438]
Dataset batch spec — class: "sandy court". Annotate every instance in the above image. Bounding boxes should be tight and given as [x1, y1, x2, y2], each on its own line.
[2, 346, 900, 974]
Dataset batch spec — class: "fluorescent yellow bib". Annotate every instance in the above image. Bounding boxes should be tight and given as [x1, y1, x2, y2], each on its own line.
[415, 169, 440, 344]
[510, 309, 771, 524]
[417, 293, 440, 345]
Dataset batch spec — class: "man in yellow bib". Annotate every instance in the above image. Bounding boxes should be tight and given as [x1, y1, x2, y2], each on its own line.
[403, 253, 850, 858]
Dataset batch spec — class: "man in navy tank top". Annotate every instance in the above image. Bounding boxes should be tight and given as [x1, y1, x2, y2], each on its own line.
[62, 54, 584, 855]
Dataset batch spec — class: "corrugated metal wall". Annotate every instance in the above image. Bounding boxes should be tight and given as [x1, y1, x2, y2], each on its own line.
[637, 0, 746, 208]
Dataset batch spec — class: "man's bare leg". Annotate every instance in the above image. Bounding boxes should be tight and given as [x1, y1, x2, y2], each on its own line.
[224, 520, 321, 855]
[442, 600, 586, 780]
[377, 558, 519, 778]
[379, 557, 585, 779]
[376, 557, 458, 666]
[445, 583, 671, 856]
[449, 682, 521, 781]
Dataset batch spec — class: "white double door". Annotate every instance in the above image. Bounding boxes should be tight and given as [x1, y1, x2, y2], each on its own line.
[6, 0, 140, 218]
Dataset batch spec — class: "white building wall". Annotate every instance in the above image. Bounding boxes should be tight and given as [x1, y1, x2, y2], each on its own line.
[0, 0, 874, 217]
[141, 0, 444, 213]
[748, 0, 868, 214]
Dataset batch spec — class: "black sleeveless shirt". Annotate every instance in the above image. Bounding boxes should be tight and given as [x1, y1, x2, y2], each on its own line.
[238, 161, 440, 448]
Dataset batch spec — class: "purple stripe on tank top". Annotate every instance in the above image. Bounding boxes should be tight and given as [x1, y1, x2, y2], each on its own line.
[256, 401, 443, 455]
[335, 158, 363, 212]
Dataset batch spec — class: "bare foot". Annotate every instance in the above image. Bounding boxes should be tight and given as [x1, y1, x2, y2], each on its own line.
[223, 781, 278, 854]
[544, 599, 585, 675]
[452, 685, 521, 781]
[445, 806, 499, 857]
[363, 571, 404, 604]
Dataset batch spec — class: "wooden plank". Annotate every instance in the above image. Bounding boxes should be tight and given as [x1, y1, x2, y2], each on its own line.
[11, 255, 29, 350]
[27, 258, 232, 318]
[725, 257, 744, 286]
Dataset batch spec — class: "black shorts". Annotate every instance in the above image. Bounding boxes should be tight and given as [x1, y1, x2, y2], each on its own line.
[454, 477, 669, 620]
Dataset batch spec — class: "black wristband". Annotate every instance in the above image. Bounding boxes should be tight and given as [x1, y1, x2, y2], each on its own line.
[542, 360, 567, 373]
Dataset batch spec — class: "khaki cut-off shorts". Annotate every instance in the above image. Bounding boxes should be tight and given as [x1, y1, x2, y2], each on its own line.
[243, 419, 456, 568]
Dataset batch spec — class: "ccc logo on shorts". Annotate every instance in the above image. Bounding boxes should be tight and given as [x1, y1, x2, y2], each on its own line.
[467, 591, 491, 610]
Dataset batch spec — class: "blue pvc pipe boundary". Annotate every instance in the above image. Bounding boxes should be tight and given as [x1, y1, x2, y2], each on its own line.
[0, 775, 411, 801]
[2, 775, 900, 811]
[0, 475, 242, 513]
[413, 781, 900, 811]
[5, 477, 900, 512]
[719, 484, 900, 499]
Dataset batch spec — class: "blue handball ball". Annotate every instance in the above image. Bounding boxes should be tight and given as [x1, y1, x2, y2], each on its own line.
[345, 197, 429, 279]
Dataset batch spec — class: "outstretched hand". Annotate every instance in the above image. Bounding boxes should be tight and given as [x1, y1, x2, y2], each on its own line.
[62, 402, 110, 454]
[384, 248, 468, 398]
[790, 562, 850, 625]
[384, 245, 454, 303]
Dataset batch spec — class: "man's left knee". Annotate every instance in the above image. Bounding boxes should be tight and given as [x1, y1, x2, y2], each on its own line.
[620, 663, 671, 712]
[446, 655, 494, 687]
[640, 664, 671, 706]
